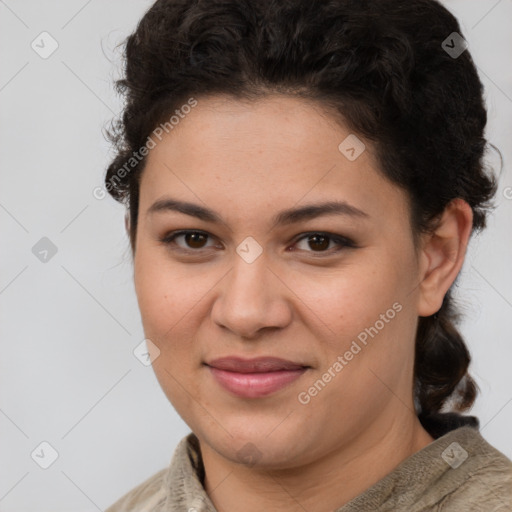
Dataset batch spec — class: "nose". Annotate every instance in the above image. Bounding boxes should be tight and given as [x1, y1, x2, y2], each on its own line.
[211, 251, 292, 340]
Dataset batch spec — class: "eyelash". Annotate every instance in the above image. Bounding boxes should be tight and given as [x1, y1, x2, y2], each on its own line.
[158, 230, 356, 257]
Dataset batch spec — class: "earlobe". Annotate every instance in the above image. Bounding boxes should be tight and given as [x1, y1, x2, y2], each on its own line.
[417, 198, 473, 317]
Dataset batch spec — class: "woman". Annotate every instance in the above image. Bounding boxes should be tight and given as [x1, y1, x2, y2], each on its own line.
[103, 0, 512, 510]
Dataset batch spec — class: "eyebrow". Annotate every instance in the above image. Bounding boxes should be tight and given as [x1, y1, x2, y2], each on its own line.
[146, 197, 370, 228]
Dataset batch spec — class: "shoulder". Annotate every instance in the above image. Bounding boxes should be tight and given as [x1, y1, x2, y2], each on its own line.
[104, 467, 168, 512]
[437, 428, 512, 511]
[104, 432, 203, 512]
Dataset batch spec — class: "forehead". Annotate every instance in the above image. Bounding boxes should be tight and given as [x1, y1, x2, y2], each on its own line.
[138, 94, 411, 228]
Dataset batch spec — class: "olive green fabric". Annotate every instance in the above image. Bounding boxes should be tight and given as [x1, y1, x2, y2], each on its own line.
[106, 425, 512, 511]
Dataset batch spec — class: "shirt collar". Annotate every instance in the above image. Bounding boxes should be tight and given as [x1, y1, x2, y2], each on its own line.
[162, 423, 485, 511]
[164, 431, 218, 512]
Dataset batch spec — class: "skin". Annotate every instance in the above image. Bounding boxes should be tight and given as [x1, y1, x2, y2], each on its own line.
[129, 94, 473, 512]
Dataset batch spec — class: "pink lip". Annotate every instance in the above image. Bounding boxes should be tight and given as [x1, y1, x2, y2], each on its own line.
[205, 357, 309, 398]
[207, 367, 308, 398]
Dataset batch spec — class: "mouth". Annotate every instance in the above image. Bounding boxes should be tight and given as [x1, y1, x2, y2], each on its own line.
[205, 356, 309, 373]
[204, 356, 310, 398]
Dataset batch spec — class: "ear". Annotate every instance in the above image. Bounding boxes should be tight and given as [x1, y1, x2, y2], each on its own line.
[124, 210, 131, 237]
[417, 198, 473, 317]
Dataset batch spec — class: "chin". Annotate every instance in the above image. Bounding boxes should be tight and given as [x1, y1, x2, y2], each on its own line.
[197, 420, 310, 470]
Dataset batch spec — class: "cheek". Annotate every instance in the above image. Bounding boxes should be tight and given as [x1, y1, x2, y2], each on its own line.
[133, 246, 223, 384]
[133, 249, 206, 415]
[287, 258, 400, 343]
[134, 247, 205, 336]
[287, 250, 416, 401]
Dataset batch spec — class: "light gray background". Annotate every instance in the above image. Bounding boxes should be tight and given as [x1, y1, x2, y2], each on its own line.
[1, 1, 511, 510]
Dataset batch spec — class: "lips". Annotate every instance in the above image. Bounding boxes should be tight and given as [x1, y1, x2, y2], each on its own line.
[205, 356, 308, 373]
[204, 356, 310, 398]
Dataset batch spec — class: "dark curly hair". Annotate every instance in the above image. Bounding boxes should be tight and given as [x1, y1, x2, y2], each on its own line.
[104, 0, 502, 438]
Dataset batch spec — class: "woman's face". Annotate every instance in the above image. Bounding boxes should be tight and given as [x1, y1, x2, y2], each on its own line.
[133, 94, 427, 468]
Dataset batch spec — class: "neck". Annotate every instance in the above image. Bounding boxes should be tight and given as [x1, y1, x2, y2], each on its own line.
[201, 413, 435, 512]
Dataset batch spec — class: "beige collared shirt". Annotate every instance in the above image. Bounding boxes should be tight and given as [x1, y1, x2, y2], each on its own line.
[105, 425, 512, 511]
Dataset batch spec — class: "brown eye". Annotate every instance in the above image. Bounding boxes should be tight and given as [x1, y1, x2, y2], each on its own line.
[293, 232, 354, 255]
[305, 234, 330, 251]
[183, 232, 208, 249]
[160, 230, 217, 251]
